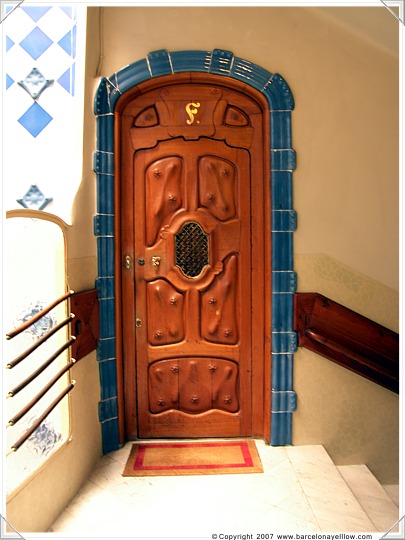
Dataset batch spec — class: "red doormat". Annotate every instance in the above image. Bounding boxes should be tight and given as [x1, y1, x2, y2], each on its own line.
[123, 440, 263, 476]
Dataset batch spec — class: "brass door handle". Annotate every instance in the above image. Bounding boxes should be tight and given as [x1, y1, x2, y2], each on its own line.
[151, 256, 161, 267]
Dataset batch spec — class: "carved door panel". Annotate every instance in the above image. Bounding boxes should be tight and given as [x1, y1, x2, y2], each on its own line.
[134, 138, 251, 438]
[119, 79, 268, 439]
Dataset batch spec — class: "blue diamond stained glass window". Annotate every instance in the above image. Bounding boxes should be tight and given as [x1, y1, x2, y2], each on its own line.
[6, 74, 14, 90]
[175, 222, 209, 278]
[58, 26, 77, 57]
[19, 27, 53, 61]
[58, 65, 75, 95]
[6, 36, 15, 52]
[18, 102, 53, 138]
[21, 6, 52, 22]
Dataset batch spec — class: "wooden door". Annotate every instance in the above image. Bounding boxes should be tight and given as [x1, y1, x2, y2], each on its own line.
[118, 76, 269, 439]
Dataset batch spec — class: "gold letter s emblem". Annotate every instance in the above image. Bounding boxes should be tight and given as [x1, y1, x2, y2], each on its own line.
[185, 102, 201, 125]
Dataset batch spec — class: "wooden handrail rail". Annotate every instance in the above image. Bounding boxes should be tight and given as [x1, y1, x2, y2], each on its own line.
[294, 293, 399, 393]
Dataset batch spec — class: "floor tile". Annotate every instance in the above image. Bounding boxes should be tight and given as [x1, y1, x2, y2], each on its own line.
[50, 442, 396, 536]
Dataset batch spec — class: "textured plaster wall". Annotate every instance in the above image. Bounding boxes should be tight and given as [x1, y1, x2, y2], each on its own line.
[294, 254, 399, 484]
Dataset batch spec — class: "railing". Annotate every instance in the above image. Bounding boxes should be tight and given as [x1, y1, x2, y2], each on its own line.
[5, 289, 99, 455]
[294, 292, 399, 393]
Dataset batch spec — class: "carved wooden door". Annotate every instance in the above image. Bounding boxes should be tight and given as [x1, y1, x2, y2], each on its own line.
[119, 77, 268, 439]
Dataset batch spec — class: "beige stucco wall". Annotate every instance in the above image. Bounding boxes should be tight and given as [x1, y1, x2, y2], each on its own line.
[294, 254, 399, 484]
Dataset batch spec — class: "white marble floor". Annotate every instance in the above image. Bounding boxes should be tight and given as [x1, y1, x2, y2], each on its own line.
[50, 441, 400, 538]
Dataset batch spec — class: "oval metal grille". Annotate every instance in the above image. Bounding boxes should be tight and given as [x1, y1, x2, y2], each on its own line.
[175, 222, 209, 278]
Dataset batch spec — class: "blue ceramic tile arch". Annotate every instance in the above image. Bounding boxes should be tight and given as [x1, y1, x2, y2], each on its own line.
[94, 49, 297, 453]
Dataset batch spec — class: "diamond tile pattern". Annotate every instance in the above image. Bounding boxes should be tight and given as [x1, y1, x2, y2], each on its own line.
[5, 3, 78, 147]
[6, 74, 14, 90]
[6, 36, 15, 51]
[19, 26, 53, 61]
[21, 6, 52, 23]
[58, 64, 75, 95]
[18, 102, 53, 137]
[58, 26, 76, 57]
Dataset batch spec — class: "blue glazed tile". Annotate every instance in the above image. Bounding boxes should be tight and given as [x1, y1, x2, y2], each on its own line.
[96, 277, 115, 300]
[271, 149, 296, 172]
[98, 397, 118, 423]
[99, 298, 116, 339]
[19, 27, 53, 61]
[231, 56, 272, 92]
[272, 210, 297, 232]
[263, 73, 295, 111]
[272, 293, 294, 332]
[170, 50, 212, 73]
[18, 102, 53, 138]
[115, 59, 151, 95]
[272, 331, 298, 353]
[270, 111, 292, 150]
[106, 73, 123, 109]
[209, 49, 234, 75]
[101, 417, 120, 454]
[272, 171, 293, 210]
[94, 78, 113, 115]
[93, 151, 114, 175]
[272, 390, 297, 413]
[98, 359, 117, 401]
[97, 174, 115, 215]
[94, 214, 114, 237]
[97, 237, 114, 277]
[272, 232, 293, 271]
[148, 49, 173, 77]
[21, 6, 52, 22]
[96, 115, 115, 152]
[96, 337, 116, 362]
[272, 353, 294, 391]
[270, 412, 292, 445]
[58, 25, 77, 58]
[272, 271, 297, 293]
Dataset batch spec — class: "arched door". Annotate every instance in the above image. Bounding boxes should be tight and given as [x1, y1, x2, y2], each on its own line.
[116, 74, 270, 439]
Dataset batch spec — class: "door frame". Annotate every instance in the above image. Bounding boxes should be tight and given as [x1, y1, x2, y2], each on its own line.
[94, 49, 297, 453]
[117, 76, 270, 440]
